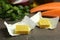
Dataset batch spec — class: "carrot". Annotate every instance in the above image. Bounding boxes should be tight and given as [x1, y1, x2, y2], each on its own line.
[42, 9, 60, 17]
[30, 2, 60, 13]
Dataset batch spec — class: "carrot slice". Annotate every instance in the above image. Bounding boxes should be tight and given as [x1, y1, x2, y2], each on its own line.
[42, 9, 60, 18]
[30, 2, 60, 13]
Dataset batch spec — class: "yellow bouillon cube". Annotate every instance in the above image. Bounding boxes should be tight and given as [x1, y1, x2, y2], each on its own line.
[15, 25, 30, 34]
[38, 18, 51, 29]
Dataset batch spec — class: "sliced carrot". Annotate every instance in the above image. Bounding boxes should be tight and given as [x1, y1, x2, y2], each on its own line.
[42, 9, 60, 18]
[30, 2, 60, 13]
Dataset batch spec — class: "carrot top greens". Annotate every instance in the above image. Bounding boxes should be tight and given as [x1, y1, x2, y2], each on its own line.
[0, 0, 30, 21]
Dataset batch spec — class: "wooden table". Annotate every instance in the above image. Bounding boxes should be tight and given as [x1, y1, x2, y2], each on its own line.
[0, 20, 60, 40]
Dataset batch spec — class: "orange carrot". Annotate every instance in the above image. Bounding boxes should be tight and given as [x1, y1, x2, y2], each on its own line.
[30, 2, 60, 13]
[42, 9, 60, 18]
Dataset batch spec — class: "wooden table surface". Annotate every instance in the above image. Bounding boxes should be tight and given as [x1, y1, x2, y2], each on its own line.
[0, 20, 60, 40]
